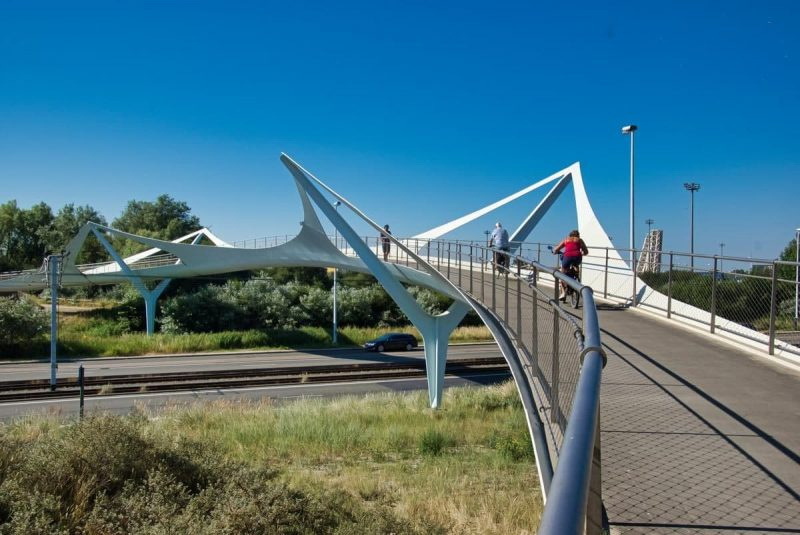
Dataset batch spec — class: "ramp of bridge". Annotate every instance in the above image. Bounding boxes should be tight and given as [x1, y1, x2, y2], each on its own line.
[416, 242, 800, 533]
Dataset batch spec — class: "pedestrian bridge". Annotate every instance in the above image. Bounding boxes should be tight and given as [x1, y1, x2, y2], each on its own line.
[1, 155, 798, 534]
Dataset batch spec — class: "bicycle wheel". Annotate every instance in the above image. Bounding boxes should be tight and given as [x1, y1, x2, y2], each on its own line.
[569, 288, 580, 308]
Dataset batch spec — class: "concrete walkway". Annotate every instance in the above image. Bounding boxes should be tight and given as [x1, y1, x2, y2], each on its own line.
[596, 306, 800, 534]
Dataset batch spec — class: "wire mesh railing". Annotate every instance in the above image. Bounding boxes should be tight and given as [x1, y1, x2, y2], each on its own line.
[396, 238, 605, 534]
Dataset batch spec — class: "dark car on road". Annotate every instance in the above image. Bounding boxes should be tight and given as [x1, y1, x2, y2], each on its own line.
[363, 333, 418, 352]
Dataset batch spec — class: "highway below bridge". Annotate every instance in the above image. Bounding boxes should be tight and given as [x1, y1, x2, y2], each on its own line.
[0, 343, 509, 421]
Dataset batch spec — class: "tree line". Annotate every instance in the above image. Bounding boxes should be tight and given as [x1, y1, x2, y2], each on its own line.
[0, 195, 201, 271]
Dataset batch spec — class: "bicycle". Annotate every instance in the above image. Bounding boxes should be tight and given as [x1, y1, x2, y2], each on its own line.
[548, 245, 581, 309]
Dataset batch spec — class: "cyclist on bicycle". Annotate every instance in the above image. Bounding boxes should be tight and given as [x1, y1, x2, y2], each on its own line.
[553, 230, 589, 301]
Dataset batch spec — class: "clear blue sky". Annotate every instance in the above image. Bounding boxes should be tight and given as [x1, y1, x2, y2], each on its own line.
[2, 1, 798, 263]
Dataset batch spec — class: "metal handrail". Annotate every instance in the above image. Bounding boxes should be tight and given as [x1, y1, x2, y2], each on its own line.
[415, 239, 605, 533]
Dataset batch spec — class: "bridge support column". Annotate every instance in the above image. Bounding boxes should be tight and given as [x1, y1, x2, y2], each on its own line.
[90, 226, 174, 335]
[142, 279, 172, 335]
[283, 155, 473, 409]
[418, 301, 471, 409]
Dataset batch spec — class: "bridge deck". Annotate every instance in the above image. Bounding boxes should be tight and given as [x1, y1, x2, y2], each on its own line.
[449, 265, 800, 533]
[596, 306, 800, 534]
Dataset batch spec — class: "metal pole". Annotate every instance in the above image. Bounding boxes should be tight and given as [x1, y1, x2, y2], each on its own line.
[516, 262, 522, 337]
[769, 263, 778, 355]
[710, 257, 718, 334]
[78, 364, 85, 420]
[690, 189, 694, 270]
[48, 255, 59, 391]
[469, 244, 473, 294]
[332, 202, 340, 344]
[795, 229, 799, 331]
[457, 243, 462, 286]
[552, 282, 560, 425]
[632, 249, 638, 306]
[667, 252, 673, 319]
[629, 128, 635, 268]
[603, 247, 609, 299]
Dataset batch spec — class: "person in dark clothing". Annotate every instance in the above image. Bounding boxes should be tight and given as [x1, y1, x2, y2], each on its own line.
[380, 224, 392, 261]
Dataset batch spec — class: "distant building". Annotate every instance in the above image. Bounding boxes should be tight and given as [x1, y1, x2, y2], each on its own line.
[637, 230, 663, 274]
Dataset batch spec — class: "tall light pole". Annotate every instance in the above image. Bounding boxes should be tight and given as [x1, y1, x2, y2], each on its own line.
[645, 218, 655, 235]
[332, 201, 341, 344]
[683, 182, 701, 270]
[719, 242, 725, 274]
[622, 125, 638, 268]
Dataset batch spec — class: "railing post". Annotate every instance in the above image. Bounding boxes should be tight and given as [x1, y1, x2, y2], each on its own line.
[469, 245, 473, 294]
[552, 279, 560, 424]
[769, 263, 778, 355]
[504, 266, 509, 322]
[603, 248, 609, 299]
[481, 248, 486, 303]
[585, 415, 603, 535]
[447, 241, 451, 279]
[457, 243, 462, 286]
[48, 255, 59, 391]
[667, 252, 673, 319]
[492, 251, 497, 312]
[78, 364, 85, 420]
[632, 249, 638, 306]
[516, 262, 522, 336]
[531, 279, 538, 372]
[710, 256, 718, 333]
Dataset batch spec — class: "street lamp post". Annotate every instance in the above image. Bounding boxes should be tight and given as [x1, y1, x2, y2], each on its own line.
[332, 201, 341, 344]
[683, 182, 701, 270]
[622, 125, 638, 269]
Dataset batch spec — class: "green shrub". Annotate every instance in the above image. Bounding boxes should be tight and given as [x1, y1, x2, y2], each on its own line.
[490, 430, 534, 462]
[418, 429, 454, 456]
[0, 413, 420, 534]
[0, 296, 48, 355]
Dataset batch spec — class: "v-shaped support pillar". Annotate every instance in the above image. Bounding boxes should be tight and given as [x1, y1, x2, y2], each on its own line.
[89, 226, 206, 335]
[282, 155, 469, 408]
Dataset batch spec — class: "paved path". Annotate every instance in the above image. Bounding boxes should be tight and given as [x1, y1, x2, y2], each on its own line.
[596, 307, 800, 534]
[447, 264, 800, 533]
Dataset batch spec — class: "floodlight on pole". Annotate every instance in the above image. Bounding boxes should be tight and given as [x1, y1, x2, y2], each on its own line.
[645, 218, 655, 235]
[683, 182, 701, 270]
[332, 201, 342, 344]
[622, 125, 638, 269]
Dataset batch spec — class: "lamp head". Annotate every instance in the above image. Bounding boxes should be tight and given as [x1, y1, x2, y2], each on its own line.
[621, 125, 638, 134]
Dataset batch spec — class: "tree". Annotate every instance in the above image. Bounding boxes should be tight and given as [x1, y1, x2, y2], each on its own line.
[111, 195, 201, 256]
[47, 204, 108, 264]
[0, 200, 54, 271]
[777, 237, 798, 282]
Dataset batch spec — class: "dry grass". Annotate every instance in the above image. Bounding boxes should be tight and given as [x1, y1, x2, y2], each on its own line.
[147, 381, 541, 533]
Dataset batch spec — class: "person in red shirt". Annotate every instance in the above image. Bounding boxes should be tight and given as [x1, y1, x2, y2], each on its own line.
[553, 230, 589, 300]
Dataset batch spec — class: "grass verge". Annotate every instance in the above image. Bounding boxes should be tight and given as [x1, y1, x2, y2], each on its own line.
[0, 381, 540, 534]
[2, 321, 493, 359]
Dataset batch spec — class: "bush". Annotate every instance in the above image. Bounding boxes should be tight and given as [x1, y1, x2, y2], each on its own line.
[0, 414, 420, 534]
[418, 429, 454, 456]
[0, 296, 48, 355]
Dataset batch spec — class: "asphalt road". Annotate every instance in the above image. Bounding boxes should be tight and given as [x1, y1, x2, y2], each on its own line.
[0, 344, 508, 421]
[0, 343, 499, 382]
